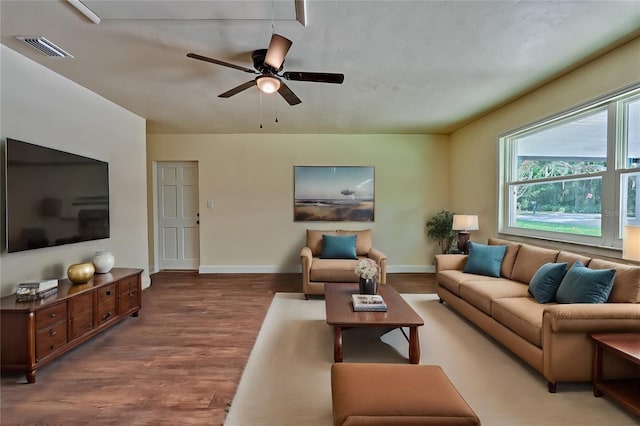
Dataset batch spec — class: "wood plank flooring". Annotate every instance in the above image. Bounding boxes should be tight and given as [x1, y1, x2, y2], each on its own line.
[0, 272, 435, 425]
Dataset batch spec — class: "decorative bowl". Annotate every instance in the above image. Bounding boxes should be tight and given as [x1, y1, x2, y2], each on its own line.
[67, 262, 95, 284]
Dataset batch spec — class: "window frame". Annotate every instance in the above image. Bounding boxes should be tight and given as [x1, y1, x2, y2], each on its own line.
[498, 82, 640, 251]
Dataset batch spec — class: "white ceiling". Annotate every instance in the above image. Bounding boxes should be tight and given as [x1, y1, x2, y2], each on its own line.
[1, 0, 639, 134]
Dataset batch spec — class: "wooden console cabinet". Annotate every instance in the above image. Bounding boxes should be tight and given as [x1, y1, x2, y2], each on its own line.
[1, 268, 142, 383]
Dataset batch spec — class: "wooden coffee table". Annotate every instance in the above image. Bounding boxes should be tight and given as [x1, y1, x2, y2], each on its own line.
[325, 283, 424, 364]
[590, 333, 640, 416]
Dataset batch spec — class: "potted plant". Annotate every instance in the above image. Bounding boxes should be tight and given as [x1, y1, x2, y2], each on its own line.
[425, 210, 457, 254]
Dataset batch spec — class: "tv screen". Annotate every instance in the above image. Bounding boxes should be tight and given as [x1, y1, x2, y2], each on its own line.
[4, 138, 109, 253]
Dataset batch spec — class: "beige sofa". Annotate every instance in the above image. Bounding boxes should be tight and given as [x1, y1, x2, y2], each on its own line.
[300, 229, 387, 298]
[435, 237, 640, 392]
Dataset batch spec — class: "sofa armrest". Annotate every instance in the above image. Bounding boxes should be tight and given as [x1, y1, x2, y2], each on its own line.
[367, 248, 386, 263]
[300, 246, 313, 294]
[300, 246, 313, 271]
[367, 249, 387, 284]
[543, 304, 640, 333]
[434, 254, 468, 273]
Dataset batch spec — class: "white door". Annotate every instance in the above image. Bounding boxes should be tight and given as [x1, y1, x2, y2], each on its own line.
[157, 162, 199, 270]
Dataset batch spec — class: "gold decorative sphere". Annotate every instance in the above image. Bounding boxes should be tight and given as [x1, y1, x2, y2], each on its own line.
[67, 262, 95, 284]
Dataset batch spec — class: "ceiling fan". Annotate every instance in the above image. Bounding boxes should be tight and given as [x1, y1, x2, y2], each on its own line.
[187, 33, 344, 106]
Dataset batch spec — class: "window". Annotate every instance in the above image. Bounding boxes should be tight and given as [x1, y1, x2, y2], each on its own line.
[622, 172, 639, 226]
[500, 84, 640, 249]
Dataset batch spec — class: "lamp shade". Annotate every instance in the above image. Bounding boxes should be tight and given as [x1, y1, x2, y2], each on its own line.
[256, 75, 281, 94]
[452, 214, 479, 231]
[623, 225, 640, 261]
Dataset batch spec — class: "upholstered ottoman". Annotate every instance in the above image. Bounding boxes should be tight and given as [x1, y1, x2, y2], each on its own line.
[331, 363, 480, 426]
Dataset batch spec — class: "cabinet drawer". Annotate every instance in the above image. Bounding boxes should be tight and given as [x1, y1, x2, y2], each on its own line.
[35, 321, 67, 361]
[70, 292, 94, 339]
[35, 302, 67, 330]
[118, 289, 140, 314]
[118, 276, 139, 294]
[97, 284, 117, 324]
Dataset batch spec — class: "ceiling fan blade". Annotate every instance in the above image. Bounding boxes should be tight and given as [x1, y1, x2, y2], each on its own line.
[277, 82, 301, 106]
[187, 53, 257, 74]
[219, 80, 257, 98]
[264, 34, 292, 70]
[282, 71, 344, 84]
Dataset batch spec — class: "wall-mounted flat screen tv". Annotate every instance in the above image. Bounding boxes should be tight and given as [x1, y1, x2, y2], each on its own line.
[4, 138, 109, 253]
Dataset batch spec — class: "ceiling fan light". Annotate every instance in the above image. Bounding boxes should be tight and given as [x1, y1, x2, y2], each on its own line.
[256, 76, 281, 94]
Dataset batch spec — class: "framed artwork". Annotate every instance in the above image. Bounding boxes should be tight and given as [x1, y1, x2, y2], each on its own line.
[294, 166, 375, 221]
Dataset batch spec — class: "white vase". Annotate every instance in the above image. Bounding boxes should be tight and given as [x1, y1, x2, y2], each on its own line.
[92, 251, 115, 273]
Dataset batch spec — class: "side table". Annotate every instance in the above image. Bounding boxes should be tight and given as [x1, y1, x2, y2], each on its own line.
[590, 332, 640, 416]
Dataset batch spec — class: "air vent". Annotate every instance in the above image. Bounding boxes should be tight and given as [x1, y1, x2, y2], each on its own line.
[15, 36, 74, 58]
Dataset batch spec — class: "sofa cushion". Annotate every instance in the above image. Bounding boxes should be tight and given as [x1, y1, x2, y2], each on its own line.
[437, 270, 498, 296]
[338, 229, 373, 256]
[492, 297, 547, 347]
[310, 258, 360, 282]
[488, 237, 521, 279]
[307, 229, 335, 256]
[528, 262, 568, 303]
[321, 234, 357, 259]
[588, 259, 640, 303]
[463, 242, 507, 278]
[510, 244, 560, 284]
[459, 280, 530, 315]
[556, 261, 615, 304]
[557, 251, 592, 268]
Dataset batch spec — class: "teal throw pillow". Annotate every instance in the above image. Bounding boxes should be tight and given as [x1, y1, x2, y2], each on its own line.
[320, 234, 357, 259]
[555, 261, 616, 304]
[463, 242, 507, 278]
[528, 262, 568, 303]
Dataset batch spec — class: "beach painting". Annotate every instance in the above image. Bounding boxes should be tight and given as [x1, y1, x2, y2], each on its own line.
[294, 166, 374, 221]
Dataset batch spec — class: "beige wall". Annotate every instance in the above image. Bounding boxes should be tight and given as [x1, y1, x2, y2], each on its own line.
[449, 36, 640, 251]
[147, 134, 450, 273]
[0, 45, 150, 297]
[5, 31, 632, 290]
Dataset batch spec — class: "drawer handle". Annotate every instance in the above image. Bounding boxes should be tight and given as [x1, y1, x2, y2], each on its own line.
[49, 313, 56, 318]
[129, 292, 135, 297]
[49, 330, 57, 336]
[106, 289, 111, 296]
[50, 345, 54, 350]
[102, 311, 112, 321]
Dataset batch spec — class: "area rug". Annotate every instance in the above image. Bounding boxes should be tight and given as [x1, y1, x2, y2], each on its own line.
[224, 293, 638, 426]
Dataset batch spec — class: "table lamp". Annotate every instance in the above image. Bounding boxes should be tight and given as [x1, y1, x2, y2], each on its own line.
[452, 214, 479, 254]
[623, 225, 640, 261]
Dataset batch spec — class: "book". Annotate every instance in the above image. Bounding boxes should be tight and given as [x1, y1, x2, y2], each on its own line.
[17, 279, 58, 292]
[15, 286, 58, 302]
[352, 294, 387, 312]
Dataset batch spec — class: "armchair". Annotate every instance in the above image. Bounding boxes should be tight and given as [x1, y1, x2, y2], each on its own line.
[300, 229, 387, 298]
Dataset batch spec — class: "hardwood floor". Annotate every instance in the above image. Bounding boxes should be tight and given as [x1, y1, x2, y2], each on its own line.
[1, 272, 435, 425]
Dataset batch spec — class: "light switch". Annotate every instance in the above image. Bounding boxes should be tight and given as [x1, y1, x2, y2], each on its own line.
[207, 200, 214, 208]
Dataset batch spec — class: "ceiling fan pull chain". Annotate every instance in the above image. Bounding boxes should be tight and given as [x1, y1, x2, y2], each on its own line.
[259, 91, 264, 129]
[275, 96, 279, 123]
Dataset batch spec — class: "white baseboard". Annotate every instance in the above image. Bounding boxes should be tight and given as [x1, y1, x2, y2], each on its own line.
[387, 265, 435, 273]
[198, 265, 299, 274]
[142, 276, 152, 290]
[197, 264, 435, 274]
